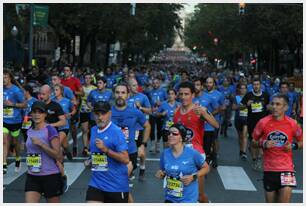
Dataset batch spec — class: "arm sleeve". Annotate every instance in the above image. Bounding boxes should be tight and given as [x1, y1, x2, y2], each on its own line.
[115, 128, 129, 152]
[194, 150, 205, 169]
[47, 125, 59, 141]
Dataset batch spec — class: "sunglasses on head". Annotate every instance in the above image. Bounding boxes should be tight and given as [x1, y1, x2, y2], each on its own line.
[167, 131, 180, 136]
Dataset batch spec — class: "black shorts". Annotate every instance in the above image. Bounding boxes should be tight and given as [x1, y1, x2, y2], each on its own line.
[25, 173, 63, 198]
[80, 112, 90, 124]
[247, 123, 257, 141]
[58, 129, 69, 136]
[70, 113, 79, 124]
[85, 186, 128, 203]
[263, 171, 297, 192]
[129, 152, 138, 171]
[136, 130, 144, 147]
[235, 118, 247, 132]
[3, 122, 22, 132]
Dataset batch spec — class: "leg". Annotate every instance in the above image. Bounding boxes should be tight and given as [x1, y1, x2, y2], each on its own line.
[81, 121, 89, 149]
[47, 196, 60, 203]
[25, 191, 41, 203]
[241, 125, 248, 153]
[3, 129, 9, 167]
[198, 175, 209, 203]
[265, 190, 277, 203]
[277, 186, 293, 203]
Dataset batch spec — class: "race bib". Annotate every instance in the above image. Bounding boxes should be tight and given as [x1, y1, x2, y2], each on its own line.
[26, 153, 41, 173]
[251, 102, 263, 113]
[280, 172, 296, 186]
[121, 127, 129, 143]
[166, 177, 184, 198]
[22, 117, 32, 129]
[91, 153, 108, 171]
[239, 108, 248, 117]
[4, 108, 14, 118]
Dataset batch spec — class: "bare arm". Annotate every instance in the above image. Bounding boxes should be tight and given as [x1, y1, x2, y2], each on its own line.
[50, 115, 66, 128]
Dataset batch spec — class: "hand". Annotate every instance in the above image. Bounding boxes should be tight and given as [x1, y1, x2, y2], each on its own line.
[155, 170, 166, 179]
[31, 137, 43, 147]
[263, 140, 276, 149]
[135, 102, 141, 109]
[247, 100, 254, 106]
[283, 141, 292, 152]
[95, 138, 107, 153]
[180, 175, 194, 186]
[138, 145, 145, 158]
[192, 104, 202, 116]
[4, 100, 14, 107]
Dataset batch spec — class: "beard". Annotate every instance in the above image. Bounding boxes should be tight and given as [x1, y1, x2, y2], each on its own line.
[115, 97, 126, 107]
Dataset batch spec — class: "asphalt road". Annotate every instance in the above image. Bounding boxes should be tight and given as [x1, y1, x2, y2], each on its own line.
[3, 122, 303, 203]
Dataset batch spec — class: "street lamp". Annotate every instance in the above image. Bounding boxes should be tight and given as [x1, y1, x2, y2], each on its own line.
[11, 26, 18, 36]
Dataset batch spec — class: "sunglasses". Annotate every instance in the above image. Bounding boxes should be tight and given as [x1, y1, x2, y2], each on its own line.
[167, 131, 180, 136]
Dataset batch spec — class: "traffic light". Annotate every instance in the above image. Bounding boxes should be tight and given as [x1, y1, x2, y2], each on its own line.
[239, 3, 246, 15]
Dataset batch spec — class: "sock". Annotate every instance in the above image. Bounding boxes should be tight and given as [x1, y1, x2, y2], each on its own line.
[4, 162, 7, 166]
[140, 165, 145, 170]
[15, 156, 21, 161]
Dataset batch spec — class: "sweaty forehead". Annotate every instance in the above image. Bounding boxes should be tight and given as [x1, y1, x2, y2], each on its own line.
[115, 86, 127, 93]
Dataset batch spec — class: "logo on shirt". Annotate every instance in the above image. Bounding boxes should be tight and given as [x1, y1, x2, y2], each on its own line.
[182, 161, 189, 165]
[47, 109, 55, 114]
[267, 130, 288, 147]
[185, 128, 194, 143]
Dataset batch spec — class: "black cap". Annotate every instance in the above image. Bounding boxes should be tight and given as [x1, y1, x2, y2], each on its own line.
[31, 101, 47, 113]
[93, 101, 111, 114]
[170, 123, 187, 141]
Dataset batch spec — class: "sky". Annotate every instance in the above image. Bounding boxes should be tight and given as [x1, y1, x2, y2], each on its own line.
[184, 2, 197, 13]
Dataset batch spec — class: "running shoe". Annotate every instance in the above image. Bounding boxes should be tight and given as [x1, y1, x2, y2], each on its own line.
[15, 158, 21, 173]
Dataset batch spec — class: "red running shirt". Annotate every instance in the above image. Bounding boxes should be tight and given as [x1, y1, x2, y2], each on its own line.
[61, 77, 81, 93]
[173, 106, 205, 154]
[253, 115, 302, 172]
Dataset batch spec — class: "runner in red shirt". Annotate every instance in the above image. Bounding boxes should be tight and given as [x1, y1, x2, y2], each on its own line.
[173, 81, 219, 203]
[252, 94, 303, 203]
[61, 66, 84, 156]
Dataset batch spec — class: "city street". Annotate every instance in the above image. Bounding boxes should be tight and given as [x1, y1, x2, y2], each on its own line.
[3, 123, 303, 203]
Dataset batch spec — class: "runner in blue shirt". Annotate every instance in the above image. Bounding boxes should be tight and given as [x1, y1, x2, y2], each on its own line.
[204, 77, 225, 168]
[52, 84, 76, 160]
[104, 67, 117, 89]
[85, 101, 130, 203]
[217, 77, 235, 138]
[193, 78, 218, 165]
[127, 78, 152, 181]
[50, 73, 76, 103]
[3, 70, 26, 174]
[156, 88, 180, 149]
[155, 123, 208, 203]
[21, 85, 38, 143]
[148, 78, 168, 153]
[87, 76, 113, 126]
[111, 83, 150, 202]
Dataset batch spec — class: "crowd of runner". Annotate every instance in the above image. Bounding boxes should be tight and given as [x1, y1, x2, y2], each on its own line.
[3, 63, 303, 203]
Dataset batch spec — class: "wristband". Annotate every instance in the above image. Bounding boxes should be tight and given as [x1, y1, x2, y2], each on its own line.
[292, 142, 298, 150]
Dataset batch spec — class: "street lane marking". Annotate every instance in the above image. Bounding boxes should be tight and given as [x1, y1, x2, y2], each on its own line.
[217, 166, 257, 191]
[292, 189, 303, 194]
[64, 162, 85, 186]
[3, 162, 27, 185]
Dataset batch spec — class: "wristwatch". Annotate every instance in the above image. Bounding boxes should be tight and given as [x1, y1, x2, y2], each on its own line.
[192, 174, 198, 181]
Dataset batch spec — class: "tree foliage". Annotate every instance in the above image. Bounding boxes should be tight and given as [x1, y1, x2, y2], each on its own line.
[184, 3, 302, 74]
